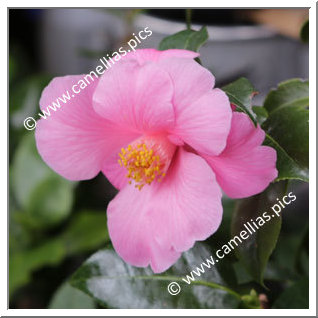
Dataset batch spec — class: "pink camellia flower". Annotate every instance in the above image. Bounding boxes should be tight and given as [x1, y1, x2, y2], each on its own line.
[35, 49, 277, 273]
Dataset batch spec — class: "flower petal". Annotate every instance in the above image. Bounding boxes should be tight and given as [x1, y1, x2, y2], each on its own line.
[204, 112, 278, 198]
[35, 75, 139, 181]
[159, 57, 215, 109]
[102, 151, 129, 189]
[158, 57, 232, 155]
[93, 59, 175, 133]
[170, 88, 232, 156]
[107, 148, 223, 273]
[124, 48, 199, 65]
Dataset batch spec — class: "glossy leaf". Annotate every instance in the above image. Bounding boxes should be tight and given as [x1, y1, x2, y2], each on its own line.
[263, 106, 309, 170]
[158, 26, 208, 52]
[263, 78, 309, 114]
[252, 106, 268, 125]
[49, 282, 95, 309]
[262, 79, 309, 182]
[263, 134, 308, 182]
[231, 182, 286, 285]
[70, 244, 241, 309]
[222, 77, 257, 125]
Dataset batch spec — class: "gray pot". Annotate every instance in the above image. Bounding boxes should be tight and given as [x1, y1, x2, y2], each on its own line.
[41, 9, 308, 102]
[134, 14, 308, 102]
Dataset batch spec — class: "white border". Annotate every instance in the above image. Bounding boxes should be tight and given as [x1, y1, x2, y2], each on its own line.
[4, 1, 316, 316]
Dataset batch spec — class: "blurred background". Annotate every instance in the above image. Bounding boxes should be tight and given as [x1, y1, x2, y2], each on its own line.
[9, 8, 309, 309]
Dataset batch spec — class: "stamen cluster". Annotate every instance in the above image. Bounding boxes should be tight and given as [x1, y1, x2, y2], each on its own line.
[118, 143, 166, 190]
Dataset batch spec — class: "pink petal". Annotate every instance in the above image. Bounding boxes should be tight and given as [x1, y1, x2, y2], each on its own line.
[160, 49, 199, 59]
[35, 75, 139, 181]
[102, 151, 129, 189]
[158, 57, 232, 155]
[107, 148, 223, 273]
[93, 59, 175, 133]
[159, 57, 215, 109]
[170, 88, 232, 156]
[204, 112, 278, 198]
[124, 48, 199, 65]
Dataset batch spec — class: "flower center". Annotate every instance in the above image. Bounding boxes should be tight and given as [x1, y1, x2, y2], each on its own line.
[118, 136, 175, 190]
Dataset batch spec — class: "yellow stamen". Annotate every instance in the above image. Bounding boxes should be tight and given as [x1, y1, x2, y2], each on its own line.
[118, 141, 166, 190]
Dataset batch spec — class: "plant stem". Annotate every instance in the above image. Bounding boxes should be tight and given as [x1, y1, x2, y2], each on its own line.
[186, 9, 192, 30]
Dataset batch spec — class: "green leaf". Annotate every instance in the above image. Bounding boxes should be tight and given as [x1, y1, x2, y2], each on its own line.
[300, 20, 309, 43]
[263, 134, 308, 182]
[61, 210, 108, 255]
[202, 197, 239, 289]
[49, 282, 95, 309]
[10, 210, 108, 295]
[10, 133, 75, 229]
[231, 182, 286, 285]
[10, 239, 65, 295]
[158, 26, 208, 52]
[295, 227, 309, 276]
[264, 224, 308, 282]
[185, 27, 209, 52]
[26, 176, 74, 228]
[252, 106, 268, 125]
[10, 74, 51, 128]
[70, 244, 241, 309]
[263, 79, 309, 114]
[233, 261, 253, 285]
[11, 133, 53, 207]
[272, 279, 309, 309]
[262, 79, 309, 182]
[263, 106, 309, 170]
[9, 192, 32, 254]
[159, 29, 193, 50]
[222, 78, 257, 125]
